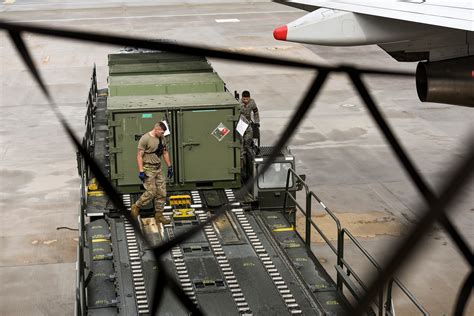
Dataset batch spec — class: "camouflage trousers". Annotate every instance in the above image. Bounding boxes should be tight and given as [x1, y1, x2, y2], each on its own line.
[136, 164, 166, 213]
[240, 128, 254, 158]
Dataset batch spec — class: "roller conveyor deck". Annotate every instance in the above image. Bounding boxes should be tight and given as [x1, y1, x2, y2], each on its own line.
[85, 190, 348, 315]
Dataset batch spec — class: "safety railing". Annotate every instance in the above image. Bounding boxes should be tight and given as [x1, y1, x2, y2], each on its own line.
[75, 146, 88, 316]
[283, 168, 428, 315]
[386, 278, 429, 315]
[75, 66, 98, 316]
[83, 65, 98, 178]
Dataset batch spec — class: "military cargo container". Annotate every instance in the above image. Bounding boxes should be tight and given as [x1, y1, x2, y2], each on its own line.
[107, 92, 241, 193]
[106, 52, 240, 193]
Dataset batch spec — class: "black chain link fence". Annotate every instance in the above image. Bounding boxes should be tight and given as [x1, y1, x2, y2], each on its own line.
[0, 19, 472, 315]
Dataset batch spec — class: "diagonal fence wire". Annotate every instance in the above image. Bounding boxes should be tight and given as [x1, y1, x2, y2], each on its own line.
[2, 19, 472, 315]
[454, 271, 474, 316]
[0, 20, 413, 77]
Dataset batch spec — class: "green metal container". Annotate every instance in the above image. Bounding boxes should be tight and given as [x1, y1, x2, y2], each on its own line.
[107, 92, 241, 193]
[109, 61, 213, 76]
[108, 73, 225, 97]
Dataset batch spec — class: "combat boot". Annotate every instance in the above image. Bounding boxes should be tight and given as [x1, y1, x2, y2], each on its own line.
[131, 204, 140, 221]
[155, 211, 171, 225]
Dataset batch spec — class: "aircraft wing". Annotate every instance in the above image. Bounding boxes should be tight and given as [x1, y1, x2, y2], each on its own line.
[275, 0, 473, 31]
[273, 1, 474, 107]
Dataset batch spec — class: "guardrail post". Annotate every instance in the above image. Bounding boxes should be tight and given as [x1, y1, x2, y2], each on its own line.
[337, 229, 344, 292]
[305, 191, 312, 249]
[379, 290, 384, 316]
[283, 170, 291, 211]
[385, 279, 394, 315]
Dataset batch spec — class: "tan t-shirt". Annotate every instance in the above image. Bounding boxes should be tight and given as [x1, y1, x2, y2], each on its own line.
[137, 132, 167, 165]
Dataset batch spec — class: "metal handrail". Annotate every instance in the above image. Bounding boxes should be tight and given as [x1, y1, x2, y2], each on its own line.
[342, 228, 384, 315]
[309, 191, 341, 255]
[284, 168, 312, 248]
[283, 168, 309, 211]
[386, 278, 429, 315]
[282, 168, 427, 315]
[76, 65, 98, 315]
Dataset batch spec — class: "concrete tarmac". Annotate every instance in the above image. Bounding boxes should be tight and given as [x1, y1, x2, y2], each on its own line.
[0, 1, 472, 315]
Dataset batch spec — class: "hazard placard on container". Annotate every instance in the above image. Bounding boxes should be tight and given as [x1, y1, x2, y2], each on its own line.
[211, 123, 230, 142]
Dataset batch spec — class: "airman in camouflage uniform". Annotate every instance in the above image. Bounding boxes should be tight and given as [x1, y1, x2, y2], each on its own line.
[239, 90, 260, 155]
[131, 122, 174, 224]
[239, 91, 260, 178]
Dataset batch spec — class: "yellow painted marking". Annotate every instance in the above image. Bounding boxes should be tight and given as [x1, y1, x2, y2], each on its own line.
[93, 254, 106, 260]
[173, 208, 195, 218]
[243, 262, 255, 267]
[272, 225, 295, 232]
[88, 190, 105, 197]
[92, 238, 109, 243]
[98, 93, 108, 97]
[169, 195, 192, 206]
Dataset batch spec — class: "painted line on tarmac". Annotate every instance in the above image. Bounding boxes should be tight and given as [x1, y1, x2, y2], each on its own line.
[13, 10, 301, 23]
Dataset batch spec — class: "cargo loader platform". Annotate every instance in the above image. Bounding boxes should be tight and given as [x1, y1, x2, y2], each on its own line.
[84, 191, 349, 315]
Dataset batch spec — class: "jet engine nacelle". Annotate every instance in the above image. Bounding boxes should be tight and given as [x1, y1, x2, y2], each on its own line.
[416, 56, 474, 107]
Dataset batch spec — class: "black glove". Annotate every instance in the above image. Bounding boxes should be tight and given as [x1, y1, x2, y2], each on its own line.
[252, 123, 260, 139]
[138, 172, 146, 182]
[167, 166, 174, 179]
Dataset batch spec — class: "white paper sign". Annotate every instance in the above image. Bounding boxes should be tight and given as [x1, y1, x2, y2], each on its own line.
[162, 120, 171, 136]
[236, 115, 249, 136]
